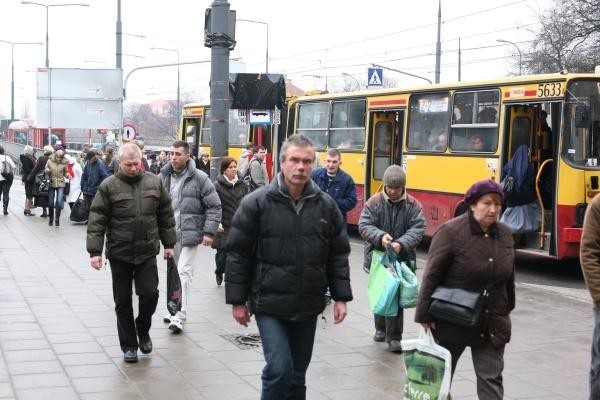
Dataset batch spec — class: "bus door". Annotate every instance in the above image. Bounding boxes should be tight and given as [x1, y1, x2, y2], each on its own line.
[367, 110, 404, 198]
[502, 103, 559, 254]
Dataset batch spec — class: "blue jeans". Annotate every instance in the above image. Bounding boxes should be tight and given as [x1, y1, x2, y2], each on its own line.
[48, 187, 65, 209]
[255, 314, 318, 400]
[591, 306, 600, 400]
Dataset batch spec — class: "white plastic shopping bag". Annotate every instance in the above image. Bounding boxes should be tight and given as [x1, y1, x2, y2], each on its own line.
[401, 328, 452, 400]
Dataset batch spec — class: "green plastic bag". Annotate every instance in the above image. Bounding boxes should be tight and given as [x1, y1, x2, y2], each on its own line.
[399, 261, 419, 308]
[367, 250, 401, 317]
[402, 328, 452, 400]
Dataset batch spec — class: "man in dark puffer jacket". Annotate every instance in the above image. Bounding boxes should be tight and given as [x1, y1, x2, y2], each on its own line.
[225, 134, 353, 400]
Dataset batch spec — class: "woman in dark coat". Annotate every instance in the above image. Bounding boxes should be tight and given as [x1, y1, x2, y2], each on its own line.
[20, 146, 36, 216]
[211, 157, 247, 286]
[198, 152, 211, 176]
[28, 145, 53, 217]
[415, 179, 515, 400]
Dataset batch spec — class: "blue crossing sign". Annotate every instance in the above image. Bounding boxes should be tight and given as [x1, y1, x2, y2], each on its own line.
[368, 67, 383, 87]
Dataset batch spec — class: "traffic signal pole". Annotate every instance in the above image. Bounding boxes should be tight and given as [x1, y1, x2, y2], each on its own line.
[205, 0, 235, 180]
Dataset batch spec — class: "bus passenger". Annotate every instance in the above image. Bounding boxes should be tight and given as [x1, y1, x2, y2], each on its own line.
[433, 132, 448, 151]
[374, 124, 392, 155]
[499, 144, 541, 234]
[311, 148, 357, 224]
[469, 134, 484, 151]
[359, 165, 426, 353]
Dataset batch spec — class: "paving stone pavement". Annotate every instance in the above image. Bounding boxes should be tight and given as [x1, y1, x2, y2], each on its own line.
[0, 183, 593, 399]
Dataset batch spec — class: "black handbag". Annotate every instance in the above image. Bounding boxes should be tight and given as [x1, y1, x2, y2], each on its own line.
[428, 238, 497, 328]
[69, 194, 89, 222]
[428, 286, 486, 327]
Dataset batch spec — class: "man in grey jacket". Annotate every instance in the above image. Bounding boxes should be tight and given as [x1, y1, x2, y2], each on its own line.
[160, 140, 222, 332]
[358, 165, 425, 353]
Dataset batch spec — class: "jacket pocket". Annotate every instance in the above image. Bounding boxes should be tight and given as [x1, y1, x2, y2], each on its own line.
[112, 193, 135, 218]
[142, 190, 160, 213]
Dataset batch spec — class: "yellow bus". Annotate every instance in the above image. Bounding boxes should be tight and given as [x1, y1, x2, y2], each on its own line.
[179, 103, 281, 180]
[285, 73, 600, 259]
[179, 103, 249, 162]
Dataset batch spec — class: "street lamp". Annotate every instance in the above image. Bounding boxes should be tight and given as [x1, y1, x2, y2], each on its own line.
[151, 47, 180, 129]
[303, 74, 328, 92]
[0, 39, 43, 120]
[341, 72, 360, 91]
[237, 18, 269, 73]
[497, 39, 522, 76]
[21, 1, 89, 68]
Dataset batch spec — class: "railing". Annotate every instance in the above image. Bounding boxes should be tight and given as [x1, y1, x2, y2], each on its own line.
[535, 158, 553, 249]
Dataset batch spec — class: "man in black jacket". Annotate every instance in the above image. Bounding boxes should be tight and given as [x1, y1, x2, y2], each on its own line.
[225, 134, 353, 400]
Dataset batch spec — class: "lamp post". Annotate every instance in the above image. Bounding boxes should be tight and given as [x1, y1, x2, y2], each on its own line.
[341, 72, 360, 91]
[496, 39, 522, 76]
[237, 18, 269, 73]
[303, 74, 328, 92]
[22, 1, 88, 147]
[151, 47, 180, 129]
[21, 1, 89, 68]
[0, 39, 43, 120]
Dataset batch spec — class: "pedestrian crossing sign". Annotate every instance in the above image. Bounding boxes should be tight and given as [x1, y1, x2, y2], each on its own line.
[368, 67, 383, 87]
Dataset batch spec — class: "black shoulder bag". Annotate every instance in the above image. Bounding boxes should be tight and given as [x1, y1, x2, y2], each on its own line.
[428, 237, 497, 328]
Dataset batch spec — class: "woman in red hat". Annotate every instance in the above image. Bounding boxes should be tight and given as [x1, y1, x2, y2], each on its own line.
[414, 179, 516, 400]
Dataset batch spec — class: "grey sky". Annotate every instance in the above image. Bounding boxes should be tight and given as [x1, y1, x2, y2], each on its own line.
[0, 0, 550, 120]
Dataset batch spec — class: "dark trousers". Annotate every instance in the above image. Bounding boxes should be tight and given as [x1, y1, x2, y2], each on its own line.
[84, 194, 95, 209]
[255, 314, 318, 400]
[374, 308, 404, 341]
[439, 340, 505, 400]
[214, 249, 227, 275]
[590, 307, 600, 400]
[109, 257, 159, 352]
[0, 179, 12, 207]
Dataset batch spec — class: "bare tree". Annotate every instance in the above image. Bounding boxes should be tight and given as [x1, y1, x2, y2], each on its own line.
[524, 0, 600, 74]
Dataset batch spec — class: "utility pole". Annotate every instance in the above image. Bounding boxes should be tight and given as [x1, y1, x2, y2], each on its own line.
[205, 0, 235, 180]
[458, 37, 461, 82]
[116, 0, 122, 69]
[435, 0, 441, 84]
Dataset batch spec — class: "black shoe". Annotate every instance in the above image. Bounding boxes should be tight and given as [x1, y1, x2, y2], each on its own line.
[123, 349, 138, 363]
[138, 332, 152, 354]
[216, 272, 223, 286]
[373, 330, 386, 342]
[388, 340, 403, 353]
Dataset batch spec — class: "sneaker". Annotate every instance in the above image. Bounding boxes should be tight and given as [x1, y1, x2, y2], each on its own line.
[163, 313, 171, 323]
[388, 340, 403, 353]
[373, 330, 386, 342]
[169, 317, 183, 333]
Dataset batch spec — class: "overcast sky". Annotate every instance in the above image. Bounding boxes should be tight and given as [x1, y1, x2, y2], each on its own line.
[0, 0, 551, 121]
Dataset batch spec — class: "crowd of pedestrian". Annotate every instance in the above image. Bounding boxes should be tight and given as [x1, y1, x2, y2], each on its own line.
[5, 133, 600, 400]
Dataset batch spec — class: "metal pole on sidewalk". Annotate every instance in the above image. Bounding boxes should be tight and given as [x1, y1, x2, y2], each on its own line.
[205, 0, 235, 180]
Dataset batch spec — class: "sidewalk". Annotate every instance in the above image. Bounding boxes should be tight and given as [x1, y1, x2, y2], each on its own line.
[0, 182, 593, 399]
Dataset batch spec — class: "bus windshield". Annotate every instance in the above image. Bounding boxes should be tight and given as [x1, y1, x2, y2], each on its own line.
[563, 79, 600, 167]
